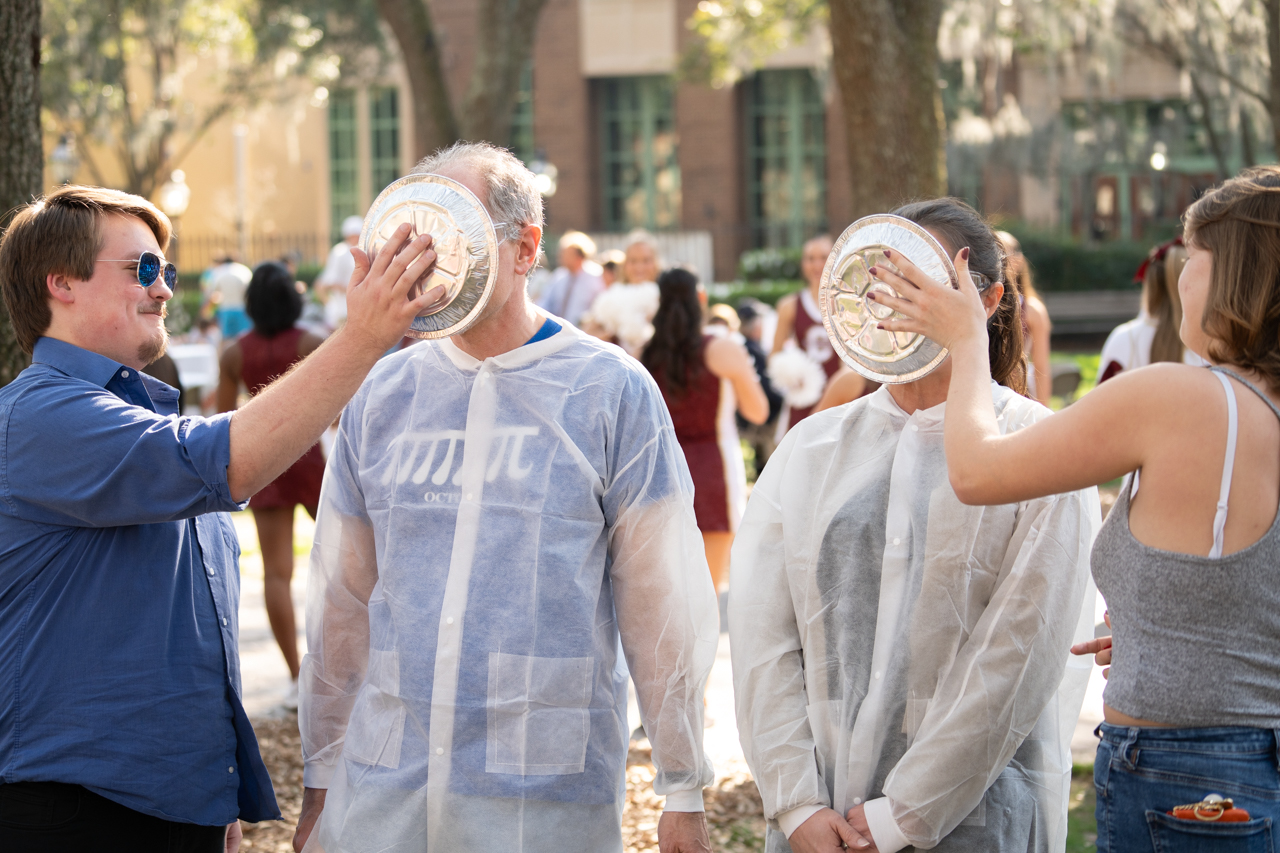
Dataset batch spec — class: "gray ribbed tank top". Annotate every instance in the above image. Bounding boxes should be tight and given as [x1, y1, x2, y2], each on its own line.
[1092, 367, 1280, 727]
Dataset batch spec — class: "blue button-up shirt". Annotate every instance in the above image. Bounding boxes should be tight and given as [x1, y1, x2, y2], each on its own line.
[0, 337, 279, 825]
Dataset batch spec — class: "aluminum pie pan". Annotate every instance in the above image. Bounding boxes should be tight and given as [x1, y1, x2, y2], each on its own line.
[819, 214, 959, 384]
[360, 173, 499, 340]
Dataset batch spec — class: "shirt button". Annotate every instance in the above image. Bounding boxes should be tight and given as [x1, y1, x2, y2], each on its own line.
[228, 766, 235, 773]
[121, 370, 130, 378]
[222, 617, 228, 626]
[207, 568, 215, 576]
[446, 617, 454, 625]
[436, 747, 444, 755]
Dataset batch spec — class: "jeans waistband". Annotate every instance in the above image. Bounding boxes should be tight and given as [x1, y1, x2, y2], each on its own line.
[1097, 722, 1279, 750]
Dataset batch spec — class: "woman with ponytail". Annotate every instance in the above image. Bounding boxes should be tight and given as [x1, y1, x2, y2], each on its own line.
[731, 198, 1097, 853]
[641, 266, 768, 591]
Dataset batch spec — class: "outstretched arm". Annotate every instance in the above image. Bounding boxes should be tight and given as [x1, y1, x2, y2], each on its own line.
[226, 227, 439, 501]
[864, 246, 1182, 505]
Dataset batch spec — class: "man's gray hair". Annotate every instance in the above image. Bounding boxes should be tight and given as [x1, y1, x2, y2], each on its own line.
[411, 142, 543, 236]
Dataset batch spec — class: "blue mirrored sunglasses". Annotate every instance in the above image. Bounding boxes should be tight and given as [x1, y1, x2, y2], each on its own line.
[96, 251, 178, 289]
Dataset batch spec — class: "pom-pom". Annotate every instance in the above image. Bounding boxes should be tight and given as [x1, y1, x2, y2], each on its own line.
[584, 282, 659, 352]
[768, 348, 826, 408]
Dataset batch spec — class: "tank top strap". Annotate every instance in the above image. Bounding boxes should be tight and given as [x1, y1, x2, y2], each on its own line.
[1212, 367, 1280, 424]
[1208, 369, 1239, 559]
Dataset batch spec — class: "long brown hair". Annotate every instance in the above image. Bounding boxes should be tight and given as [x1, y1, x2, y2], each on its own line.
[1183, 166, 1280, 393]
[1146, 242, 1186, 364]
[641, 266, 704, 395]
[893, 198, 1027, 395]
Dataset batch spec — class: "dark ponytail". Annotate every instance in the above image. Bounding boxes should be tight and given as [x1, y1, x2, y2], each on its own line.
[641, 266, 704, 395]
[891, 198, 1028, 396]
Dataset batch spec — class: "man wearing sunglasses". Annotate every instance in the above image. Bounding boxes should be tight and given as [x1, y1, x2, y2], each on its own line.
[0, 184, 438, 852]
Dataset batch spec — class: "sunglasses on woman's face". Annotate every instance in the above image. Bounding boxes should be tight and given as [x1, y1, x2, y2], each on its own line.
[95, 251, 178, 290]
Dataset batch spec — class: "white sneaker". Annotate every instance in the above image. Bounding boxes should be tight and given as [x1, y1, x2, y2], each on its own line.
[283, 679, 299, 711]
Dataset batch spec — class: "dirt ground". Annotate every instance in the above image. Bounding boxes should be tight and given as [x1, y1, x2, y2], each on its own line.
[239, 714, 767, 853]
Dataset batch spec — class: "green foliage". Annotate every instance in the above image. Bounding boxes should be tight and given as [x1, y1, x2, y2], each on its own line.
[708, 279, 802, 308]
[679, 0, 827, 87]
[1010, 230, 1148, 293]
[41, 0, 381, 197]
[738, 247, 803, 281]
[1066, 764, 1097, 853]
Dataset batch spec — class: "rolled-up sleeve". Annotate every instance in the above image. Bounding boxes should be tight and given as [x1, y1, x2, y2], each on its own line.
[2, 381, 242, 527]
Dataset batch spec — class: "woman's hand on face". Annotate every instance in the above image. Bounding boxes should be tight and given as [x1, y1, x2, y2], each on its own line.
[864, 247, 989, 352]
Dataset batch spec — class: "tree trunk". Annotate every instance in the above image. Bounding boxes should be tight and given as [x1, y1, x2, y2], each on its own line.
[459, 0, 549, 142]
[0, 0, 40, 387]
[1267, 0, 1280, 158]
[376, 0, 461, 161]
[829, 0, 946, 219]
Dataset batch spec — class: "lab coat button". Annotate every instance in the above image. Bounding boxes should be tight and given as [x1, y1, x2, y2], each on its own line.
[892, 537, 901, 546]
[853, 798, 862, 805]
[874, 671, 882, 679]
[910, 424, 918, 432]
[436, 747, 444, 755]
[466, 493, 473, 501]
[446, 617, 455, 625]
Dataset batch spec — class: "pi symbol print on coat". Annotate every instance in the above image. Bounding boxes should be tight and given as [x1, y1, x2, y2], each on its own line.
[380, 426, 540, 490]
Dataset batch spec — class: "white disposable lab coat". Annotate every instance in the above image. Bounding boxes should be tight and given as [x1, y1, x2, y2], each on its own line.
[730, 384, 1098, 853]
[300, 323, 718, 852]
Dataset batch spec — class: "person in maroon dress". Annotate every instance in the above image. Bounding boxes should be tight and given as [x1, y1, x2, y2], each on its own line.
[641, 267, 768, 591]
[217, 262, 326, 704]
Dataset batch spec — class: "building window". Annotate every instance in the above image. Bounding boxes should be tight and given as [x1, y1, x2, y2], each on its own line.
[744, 69, 826, 248]
[509, 61, 535, 165]
[370, 87, 400, 198]
[599, 76, 680, 232]
[329, 89, 359, 243]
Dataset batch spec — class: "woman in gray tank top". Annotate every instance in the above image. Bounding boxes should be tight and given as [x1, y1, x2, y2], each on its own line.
[862, 166, 1280, 852]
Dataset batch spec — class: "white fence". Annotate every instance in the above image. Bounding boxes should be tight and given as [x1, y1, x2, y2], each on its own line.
[588, 231, 715, 283]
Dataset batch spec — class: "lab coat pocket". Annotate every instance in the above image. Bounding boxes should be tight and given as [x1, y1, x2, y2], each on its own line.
[343, 660, 406, 770]
[487, 652, 593, 776]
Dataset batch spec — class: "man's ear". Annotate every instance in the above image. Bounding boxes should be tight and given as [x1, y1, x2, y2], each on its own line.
[47, 272, 76, 305]
[514, 225, 543, 277]
[982, 281, 1005, 320]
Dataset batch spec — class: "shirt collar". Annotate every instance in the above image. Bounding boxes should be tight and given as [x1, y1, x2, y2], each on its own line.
[438, 315, 579, 371]
[33, 336, 128, 388]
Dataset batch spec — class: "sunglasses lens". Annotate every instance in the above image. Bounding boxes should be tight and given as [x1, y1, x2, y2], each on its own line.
[137, 252, 160, 286]
[162, 263, 178, 289]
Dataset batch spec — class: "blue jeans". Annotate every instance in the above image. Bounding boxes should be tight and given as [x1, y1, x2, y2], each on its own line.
[1096, 723, 1280, 852]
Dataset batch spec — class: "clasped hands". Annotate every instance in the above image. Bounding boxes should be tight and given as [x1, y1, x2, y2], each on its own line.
[789, 805, 880, 853]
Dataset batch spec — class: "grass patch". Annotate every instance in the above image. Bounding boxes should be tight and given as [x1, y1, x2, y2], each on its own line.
[1067, 764, 1097, 852]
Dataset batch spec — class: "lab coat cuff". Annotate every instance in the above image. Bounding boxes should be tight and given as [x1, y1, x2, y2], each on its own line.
[662, 789, 706, 812]
[777, 804, 826, 838]
[302, 760, 336, 789]
[862, 797, 910, 853]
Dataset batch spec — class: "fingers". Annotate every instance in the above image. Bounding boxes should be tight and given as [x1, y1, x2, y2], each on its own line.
[1070, 637, 1111, 656]
[832, 816, 873, 850]
[954, 246, 978, 297]
[368, 223, 412, 280]
[880, 248, 941, 292]
[348, 247, 371, 289]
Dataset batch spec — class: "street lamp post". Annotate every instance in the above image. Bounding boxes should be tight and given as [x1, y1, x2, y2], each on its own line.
[159, 169, 192, 271]
[50, 135, 78, 185]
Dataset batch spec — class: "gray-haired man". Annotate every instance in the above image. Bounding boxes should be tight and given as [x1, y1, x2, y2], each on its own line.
[294, 143, 718, 853]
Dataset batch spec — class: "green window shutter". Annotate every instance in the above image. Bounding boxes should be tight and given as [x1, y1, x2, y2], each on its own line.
[744, 69, 827, 249]
[329, 89, 359, 244]
[370, 87, 401, 198]
[599, 76, 681, 232]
